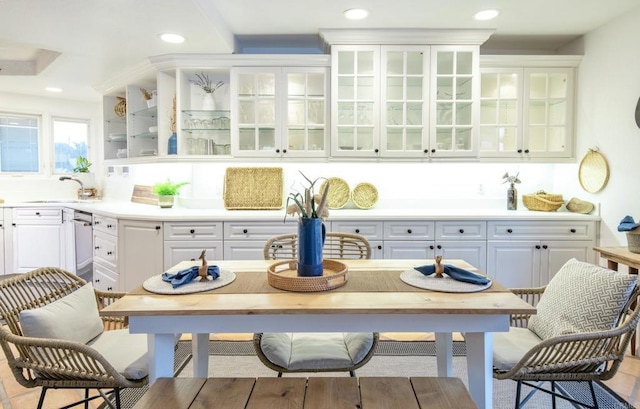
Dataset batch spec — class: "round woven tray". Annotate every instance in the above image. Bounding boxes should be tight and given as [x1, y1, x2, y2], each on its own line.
[579, 149, 610, 193]
[320, 177, 350, 209]
[352, 182, 379, 209]
[267, 259, 348, 292]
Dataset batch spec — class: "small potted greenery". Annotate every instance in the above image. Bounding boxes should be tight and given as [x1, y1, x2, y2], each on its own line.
[73, 156, 92, 173]
[153, 179, 189, 208]
[72, 155, 94, 190]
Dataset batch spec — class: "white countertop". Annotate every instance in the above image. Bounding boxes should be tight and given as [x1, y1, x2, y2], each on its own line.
[0, 200, 601, 222]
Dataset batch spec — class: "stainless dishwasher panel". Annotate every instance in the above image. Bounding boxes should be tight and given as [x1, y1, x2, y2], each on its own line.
[72, 210, 93, 282]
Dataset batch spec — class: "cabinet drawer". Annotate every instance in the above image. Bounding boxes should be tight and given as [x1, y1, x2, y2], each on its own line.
[164, 222, 223, 240]
[223, 221, 297, 240]
[330, 221, 383, 240]
[164, 241, 224, 270]
[384, 221, 434, 240]
[93, 231, 117, 268]
[13, 207, 62, 222]
[436, 221, 486, 240]
[93, 262, 118, 292]
[93, 214, 118, 235]
[487, 221, 595, 240]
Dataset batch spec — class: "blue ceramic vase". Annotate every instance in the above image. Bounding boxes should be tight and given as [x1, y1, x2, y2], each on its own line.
[297, 218, 325, 277]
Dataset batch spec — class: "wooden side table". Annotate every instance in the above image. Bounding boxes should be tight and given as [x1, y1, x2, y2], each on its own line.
[594, 246, 640, 355]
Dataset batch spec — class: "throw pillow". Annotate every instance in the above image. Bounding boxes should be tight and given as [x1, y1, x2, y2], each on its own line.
[528, 258, 637, 340]
[20, 282, 104, 344]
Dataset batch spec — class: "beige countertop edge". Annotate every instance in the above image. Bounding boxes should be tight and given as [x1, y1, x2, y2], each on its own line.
[0, 201, 601, 222]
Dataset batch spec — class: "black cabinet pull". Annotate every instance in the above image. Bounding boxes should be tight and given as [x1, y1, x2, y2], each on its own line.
[431, 149, 436, 153]
[283, 149, 287, 153]
[35, 212, 40, 216]
[94, 220, 100, 225]
[437, 245, 442, 250]
[107, 287, 113, 291]
[542, 244, 548, 249]
[429, 245, 434, 250]
[275, 149, 280, 153]
[377, 245, 382, 250]
[423, 149, 428, 153]
[570, 228, 576, 233]
[524, 149, 530, 154]
[355, 229, 360, 233]
[459, 229, 464, 234]
[407, 229, 412, 234]
[535, 245, 541, 249]
[155, 225, 161, 230]
[243, 229, 248, 234]
[190, 229, 195, 234]
[374, 148, 379, 153]
[507, 228, 513, 233]
[95, 246, 100, 250]
[107, 251, 113, 255]
[95, 279, 100, 283]
[517, 149, 523, 154]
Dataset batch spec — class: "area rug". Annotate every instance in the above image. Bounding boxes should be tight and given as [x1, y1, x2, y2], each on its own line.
[100, 340, 633, 409]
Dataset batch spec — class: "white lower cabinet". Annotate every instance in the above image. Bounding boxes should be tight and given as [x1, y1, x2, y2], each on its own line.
[0, 209, 5, 275]
[163, 222, 223, 270]
[330, 221, 384, 259]
[119, 220, 163, 292]
[93, 214, 119, 291]
[12, 208, 65, 273]
[94, 261, 118, 292]
[223, 221, 297, 260]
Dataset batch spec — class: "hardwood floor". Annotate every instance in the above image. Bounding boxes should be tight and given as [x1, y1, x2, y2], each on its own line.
[1, 333, 638, 408]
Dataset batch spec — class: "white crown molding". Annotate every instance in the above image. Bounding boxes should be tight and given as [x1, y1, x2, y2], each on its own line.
[148, 53, 331, 70]
[480, 54, 583, 67]
[319, 29, 495, 46]
[92, 60, 155, 95]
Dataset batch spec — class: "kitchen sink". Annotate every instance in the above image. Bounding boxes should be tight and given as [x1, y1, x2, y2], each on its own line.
[24, 200, 80, 203]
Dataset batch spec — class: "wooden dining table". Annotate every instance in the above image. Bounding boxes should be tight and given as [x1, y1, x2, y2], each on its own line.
[100, 258, 535, 409]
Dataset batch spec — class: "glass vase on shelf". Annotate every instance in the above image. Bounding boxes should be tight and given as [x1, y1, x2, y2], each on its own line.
[507, 183, 518, 210]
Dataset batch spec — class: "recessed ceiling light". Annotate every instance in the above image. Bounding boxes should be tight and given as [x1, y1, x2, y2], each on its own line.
[45, 87, 62, 93]
[474, 9, 500, 21]
[344, 8, 368, 20]
[159, 33, 186, 44]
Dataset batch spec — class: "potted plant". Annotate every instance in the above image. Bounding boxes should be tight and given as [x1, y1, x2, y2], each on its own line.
[153, 179, 189, 208]
[190, 73, 224, 110]
[72, 155, 94, 190]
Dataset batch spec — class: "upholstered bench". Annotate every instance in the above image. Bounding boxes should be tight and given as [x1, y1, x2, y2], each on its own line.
[132, 376, 477, 409]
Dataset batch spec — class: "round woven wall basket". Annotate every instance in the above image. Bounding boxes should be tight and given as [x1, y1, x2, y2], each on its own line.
[351, 182, 378, 209]
[320, 177, 350, 209]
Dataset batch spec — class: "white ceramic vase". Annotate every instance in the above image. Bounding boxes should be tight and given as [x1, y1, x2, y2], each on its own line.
[202, 93, 215, 110]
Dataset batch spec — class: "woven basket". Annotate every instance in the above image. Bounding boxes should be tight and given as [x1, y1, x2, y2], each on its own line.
[352, 182, 379, 209]
[320, 177, 350, 209]
[522, 191, 564, 212]
[267, 259, 348, 292]
[114, 97, 126, 117]
[628, 230, 640, 254]
[223, 167, 283, 210]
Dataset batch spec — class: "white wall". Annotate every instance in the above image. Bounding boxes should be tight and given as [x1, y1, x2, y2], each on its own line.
[0, 92, 102, 201]
[554, 5, 640, 247]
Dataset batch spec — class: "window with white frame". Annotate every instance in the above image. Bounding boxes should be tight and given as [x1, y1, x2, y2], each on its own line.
[0, 113, 40, 173]
[53, 117, 89, 173]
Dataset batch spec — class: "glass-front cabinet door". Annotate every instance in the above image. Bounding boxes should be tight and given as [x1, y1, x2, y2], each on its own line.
[430, 46, 479, 158]
[331, 45, 380, 157]
[380, 46, 430, 157]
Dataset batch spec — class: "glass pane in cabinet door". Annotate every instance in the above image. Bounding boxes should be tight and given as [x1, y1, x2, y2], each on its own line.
[386, 77, 403, 100]
[357, 51, 374, 75]
[288, 100, 304, 125]
[529, 101, 547, 124]
[387, 102, 403, 125]
[386, 128, 403, 150]
[481, 74, 498, 98]
[500, 74, 518, 98]
[257, 100, 275, 124]
[258, 128, 276, 151]
[457, 77, 473, 100]
[437, 52, 454, 75]
[287, 129, 305, 151]
[528, 127, 547, 151]
[357, 76, 375, 100]
[407, 103, 422, 125]
[548, 127, 566, 152]
[288, 73, 305, 96]
[406, 128, 422, 150]
[479, 127, 498, 151]
[238, 101, 255, 124]
[435, 128, 452, 150]
[407, 52, 423, 75]
[437, 103, 453, 125]
[356, 102, 374, 125]
[456, 52, 473, 75]
[307, 73, 324, 97]
[529, 74, 548, 99]
[338, 51, 355, 74]
[406, 77, 423, 100]
[238, 128, 255, 150]
[338, 128, 355, 150]
[257, 74, 275, 96]
[549, 74, 567, 98]
[356, 127, 374, 150]
[238, 74, 255, 95]
[480, 101, 497, 124]
[308, 129, 324, 150]
[455, 128, 471, 150]
[307, 100, 324, 125]
[499, 101, 518, 124]
[437, 77, 453, 100]
[386, 52, 404, 75]
[549, 100, 566, 125]
[502, 127, 518, 152]
[338, 77, 354, 100]
[456, 102, 472, 125]
[338, 103, 354, 125]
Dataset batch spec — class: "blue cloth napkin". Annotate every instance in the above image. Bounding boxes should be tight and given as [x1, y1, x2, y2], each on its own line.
[617, 215, 640, 232]
[414, 264, 490, 285]
[161, 265, 220, 288]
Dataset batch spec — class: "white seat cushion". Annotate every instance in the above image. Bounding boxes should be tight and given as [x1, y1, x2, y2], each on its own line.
[87, 329, 148, 380]
[260, 332, 375, 371]
[528, 258, 637, 340]
[493, 327, 543, 372]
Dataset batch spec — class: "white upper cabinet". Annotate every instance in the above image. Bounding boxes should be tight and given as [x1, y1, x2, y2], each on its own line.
[231, 66, 329, 158]
[479, 56, 581, 160]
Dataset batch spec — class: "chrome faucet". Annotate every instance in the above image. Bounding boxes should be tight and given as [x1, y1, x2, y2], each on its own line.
[59, 176, 88, 200]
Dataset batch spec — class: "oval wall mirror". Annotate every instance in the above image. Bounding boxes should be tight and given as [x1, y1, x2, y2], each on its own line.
[635, 96, 640, 128]
[579, 149, 610, 193]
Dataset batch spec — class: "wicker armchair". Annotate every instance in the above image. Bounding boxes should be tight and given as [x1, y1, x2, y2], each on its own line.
[494, 285, 640, 408]
[0, 267, 147, 409]
[257, 232, 377, 377]
[263, 232, 372, 260]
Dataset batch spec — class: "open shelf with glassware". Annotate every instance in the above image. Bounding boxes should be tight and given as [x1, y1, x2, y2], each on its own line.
[181, 109, 231, 155]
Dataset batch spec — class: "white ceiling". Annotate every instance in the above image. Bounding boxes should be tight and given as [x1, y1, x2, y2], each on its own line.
[0, 0, 638, 103]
